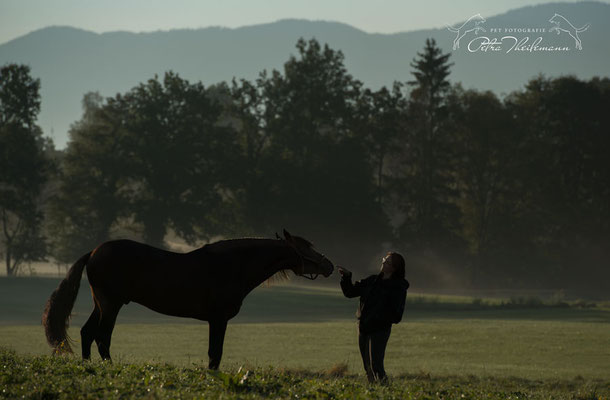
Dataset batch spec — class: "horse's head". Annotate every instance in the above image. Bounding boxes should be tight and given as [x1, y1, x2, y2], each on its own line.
[281, 229, 334, 279]
[471, 14, 486, 25]
[549, 13, 561, 25]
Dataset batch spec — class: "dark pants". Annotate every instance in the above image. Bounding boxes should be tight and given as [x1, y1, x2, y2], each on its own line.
[358, 326, 391, 383]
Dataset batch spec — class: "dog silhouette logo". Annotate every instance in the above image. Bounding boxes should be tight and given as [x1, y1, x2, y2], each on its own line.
[549, 14, 590, 50]
[447, 14, 486, 50]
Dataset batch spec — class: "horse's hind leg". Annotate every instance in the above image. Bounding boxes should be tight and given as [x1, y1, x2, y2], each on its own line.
[91, 287, 122, 361]
[96, 305, 121, 361]
[80, 303, 100, 360]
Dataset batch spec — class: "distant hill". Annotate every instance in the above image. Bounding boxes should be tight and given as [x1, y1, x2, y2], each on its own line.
[1, 1, 608, 147]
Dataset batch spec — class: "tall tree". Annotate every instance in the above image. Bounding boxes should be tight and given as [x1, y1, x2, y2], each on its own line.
[0, 64, 50, 275]
[259, 38, 389, 264]
[356, 84, 406, 207]
[227, 75, 276, 234]
[119, 72, 232, 247]
[48, 92, 129, 263]
[450, 87, 528, 285]
[507, 76, 610, 290]
[397, 38, 457, 250]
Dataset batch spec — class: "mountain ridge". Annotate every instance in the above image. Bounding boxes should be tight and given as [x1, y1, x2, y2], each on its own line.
[1, 1, 608, 147]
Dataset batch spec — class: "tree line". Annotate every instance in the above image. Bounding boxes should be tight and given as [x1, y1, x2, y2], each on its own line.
[1, 38, 609, 294]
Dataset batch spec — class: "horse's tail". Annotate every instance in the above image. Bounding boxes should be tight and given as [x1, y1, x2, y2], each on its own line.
[42, 251, 92, 354]
[577, 23, 590, 33]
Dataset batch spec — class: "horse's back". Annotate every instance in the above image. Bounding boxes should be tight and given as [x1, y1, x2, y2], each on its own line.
[86, 240, 193, 299]
[88, 239, 179, 269]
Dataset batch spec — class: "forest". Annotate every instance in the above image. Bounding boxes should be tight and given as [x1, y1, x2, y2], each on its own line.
[1, 38, 609, 295]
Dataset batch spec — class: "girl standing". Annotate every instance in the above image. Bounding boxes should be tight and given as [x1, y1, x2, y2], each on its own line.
[338, 252, 409, 383]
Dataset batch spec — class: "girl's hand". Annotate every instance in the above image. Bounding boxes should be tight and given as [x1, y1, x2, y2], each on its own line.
[337, 267, 352, 278]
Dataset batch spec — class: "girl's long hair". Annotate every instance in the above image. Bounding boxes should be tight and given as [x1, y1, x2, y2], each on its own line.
[388, 252, 405, 280]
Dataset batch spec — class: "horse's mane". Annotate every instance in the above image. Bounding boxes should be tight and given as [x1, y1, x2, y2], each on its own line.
[202, 236, 314, 252]
[264, 269, 290, 286]
[201, 237, 276, 253]
[291, 235, 314, 248]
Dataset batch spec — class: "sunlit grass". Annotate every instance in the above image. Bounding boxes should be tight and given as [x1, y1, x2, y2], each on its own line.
[1, 347, 607, 400]
[2, 318, 609, 381]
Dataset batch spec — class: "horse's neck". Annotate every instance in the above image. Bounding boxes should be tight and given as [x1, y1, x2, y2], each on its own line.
[199, 239, 298, 294]
[240, 241, 297, 294]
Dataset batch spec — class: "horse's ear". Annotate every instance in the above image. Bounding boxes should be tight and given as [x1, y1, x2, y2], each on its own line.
[283, 229, 293, 242]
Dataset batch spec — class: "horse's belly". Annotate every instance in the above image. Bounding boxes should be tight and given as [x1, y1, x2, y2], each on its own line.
[131, 286, 238, 321]
[130, 289, 206, 319]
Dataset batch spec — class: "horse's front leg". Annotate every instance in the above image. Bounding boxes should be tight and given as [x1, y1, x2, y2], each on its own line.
[208, 319, 228, 370]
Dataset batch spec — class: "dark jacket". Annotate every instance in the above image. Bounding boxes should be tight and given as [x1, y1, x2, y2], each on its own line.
[341, 273, 409, 333]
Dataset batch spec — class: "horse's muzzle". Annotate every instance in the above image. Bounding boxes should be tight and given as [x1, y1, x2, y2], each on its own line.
[322, 260, 334, 277]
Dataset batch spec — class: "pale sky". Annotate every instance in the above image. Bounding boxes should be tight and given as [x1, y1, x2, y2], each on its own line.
[1, 0, 605, 45]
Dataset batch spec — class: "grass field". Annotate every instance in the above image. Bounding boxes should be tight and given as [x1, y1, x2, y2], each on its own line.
[1, 277, 609, 398]
[2, 348, 607, 400]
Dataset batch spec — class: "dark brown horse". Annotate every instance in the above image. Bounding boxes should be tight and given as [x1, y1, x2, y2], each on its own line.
[42, 230, 333, 369]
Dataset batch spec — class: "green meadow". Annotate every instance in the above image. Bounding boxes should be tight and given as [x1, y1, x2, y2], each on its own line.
[1, 277, 609, 398]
